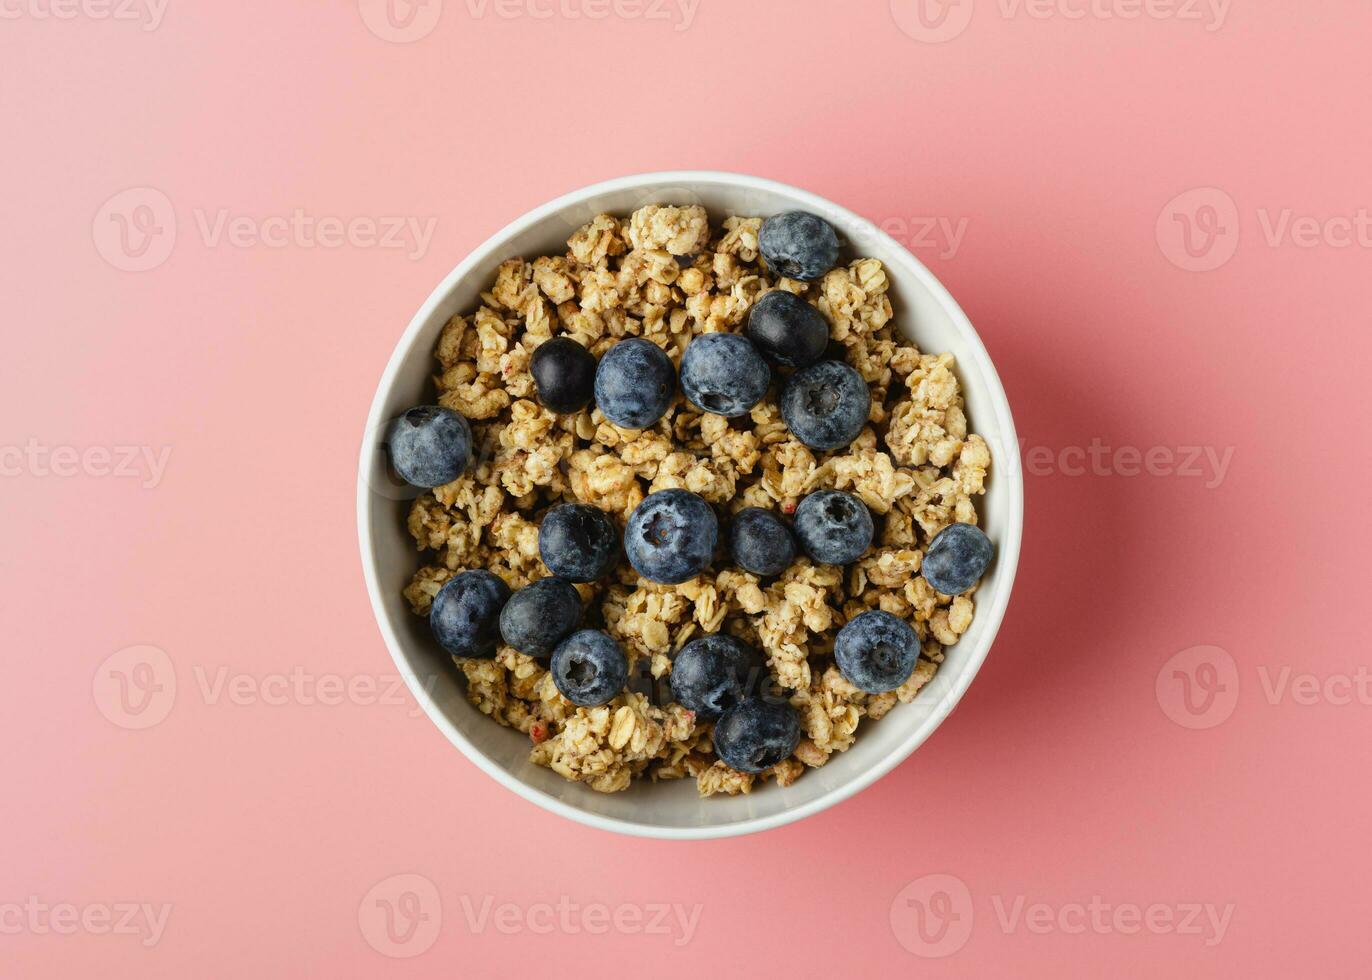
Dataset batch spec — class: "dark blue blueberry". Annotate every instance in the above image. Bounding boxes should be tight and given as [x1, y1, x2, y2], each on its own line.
[624, 489, 718, 584]
[594, 338, 676, 429]
[712, 697, 802, 773]
[780, 360, 870, 451]
[550, 630, 629, 707]
[530, 337, 597, 414]
[794, 490, 873, 565]
[745, 290, 830, 369]
[758, 211, 840, 282]
[729, 507, 796, 577]
[498, 576, 583, 660]
[669, 633, 764, 720]
[429, 570, 511, 659]
[678, 333, 770, 417]
[538, 503, 619, 583]
[921, 522, 994, 595]
[834, 610, 919, 694]
[387, 406, 472, 488]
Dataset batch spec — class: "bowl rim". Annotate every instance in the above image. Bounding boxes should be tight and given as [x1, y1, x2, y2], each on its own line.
[356, 170, 1023, 840]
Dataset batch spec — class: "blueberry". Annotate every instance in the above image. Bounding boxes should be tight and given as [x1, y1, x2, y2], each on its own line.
[678, 333, 770, 417]
[594, 338, 676, 429]
[834, 610, 919, 694]
[921, 522, 994, 595]
[758, 211, 840, 282]
[729, 507, 796, 577]
[498, 576, 583, 660]
[780, 360, 870, 451]
[794, 490, 873, 565]
[531, 337, 596, 414]
[746, 291, 830, 369]
[538, 503, 619, 583]
[669, 633, 764, 720]
[550, 630, 629, 707]
[429, 570, 510, 659]
[624, 489, 718, 584]
[712, 697, 801, 773]
[387, 406, 472, 488]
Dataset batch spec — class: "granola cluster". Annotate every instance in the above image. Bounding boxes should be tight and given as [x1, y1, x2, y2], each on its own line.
[402, 205, 990, 797]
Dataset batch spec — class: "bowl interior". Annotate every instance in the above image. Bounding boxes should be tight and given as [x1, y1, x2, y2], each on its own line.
[359, 174, 1022, 838]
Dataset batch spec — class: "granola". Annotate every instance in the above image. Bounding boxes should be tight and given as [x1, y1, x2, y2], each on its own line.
[403, 205, 990, 796]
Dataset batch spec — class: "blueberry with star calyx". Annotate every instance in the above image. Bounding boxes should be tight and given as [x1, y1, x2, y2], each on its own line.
[780, 360, 870, 451]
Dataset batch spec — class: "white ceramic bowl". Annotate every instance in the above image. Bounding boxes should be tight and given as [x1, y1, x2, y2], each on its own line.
[357, 172, 1022, 839]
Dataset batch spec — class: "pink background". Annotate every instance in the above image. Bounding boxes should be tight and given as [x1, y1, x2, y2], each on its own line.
[3, 1, 1369, 976]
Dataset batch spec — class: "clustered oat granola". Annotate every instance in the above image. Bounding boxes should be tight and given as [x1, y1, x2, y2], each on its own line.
[402, 204, 991, 796]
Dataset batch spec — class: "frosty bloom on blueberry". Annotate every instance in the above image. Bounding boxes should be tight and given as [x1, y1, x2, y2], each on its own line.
[729, 507, 796, 577]
[669, 633, 764, 720]
[429, 570, 510, 659]
[551, 630, 629, 707]
[758, 210, 840, 282]
[794, 490, 874, 566]
[387, 405, 472, 488]
[834, 610, 919, 694]
[594, 337, 677, 429]
[538, 503, 619, 583]
[780, 360, 871, 451]
[499, 576, 583, 661]
[678, 332, 770, 417]
[921, 522, 994, 596]
[712, 697, 802, 774]
[625, 489, 718, 585]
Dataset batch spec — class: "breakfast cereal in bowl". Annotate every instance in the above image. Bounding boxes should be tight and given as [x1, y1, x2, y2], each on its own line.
[385, 202, 996, 799]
